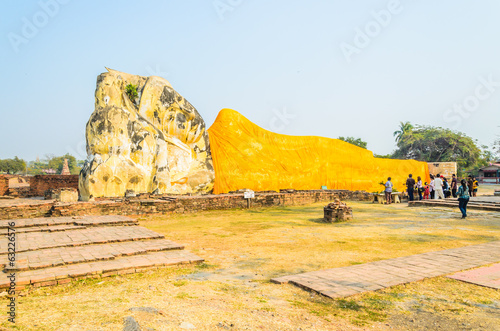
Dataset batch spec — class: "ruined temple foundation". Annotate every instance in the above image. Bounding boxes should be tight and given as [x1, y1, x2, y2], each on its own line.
[323, 199, 353, 222]
[0, 190, 373, 220]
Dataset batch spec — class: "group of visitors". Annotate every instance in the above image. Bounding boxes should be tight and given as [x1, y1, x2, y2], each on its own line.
[424, 174, 450, 200]
[405, 174, 478, 201]
[383, 173, 479, 219]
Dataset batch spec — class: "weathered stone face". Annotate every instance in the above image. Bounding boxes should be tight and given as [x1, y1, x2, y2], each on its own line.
[79, 68, 214, 200]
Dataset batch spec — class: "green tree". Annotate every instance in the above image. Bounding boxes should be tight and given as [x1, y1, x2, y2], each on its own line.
[478, 146, 495, 167]
[27, 160, 49, 175]
[0, 156, 26, 174]
[392, 126, 482, 173]
[338, 136, 367, 149]
[393, 121, 414, 142]
[374, 153, 393, 159]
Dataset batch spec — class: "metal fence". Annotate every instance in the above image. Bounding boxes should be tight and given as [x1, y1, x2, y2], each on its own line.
[477, 176, 500, 184]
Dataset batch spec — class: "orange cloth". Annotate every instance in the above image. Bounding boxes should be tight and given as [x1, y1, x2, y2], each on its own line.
[208, 109, 430, 194]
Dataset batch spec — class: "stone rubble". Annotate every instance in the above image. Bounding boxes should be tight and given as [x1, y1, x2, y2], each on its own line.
[323, 198, 353, 222]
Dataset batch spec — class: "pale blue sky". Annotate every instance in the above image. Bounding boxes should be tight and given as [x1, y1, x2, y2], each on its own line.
[1, 0, 499, 161]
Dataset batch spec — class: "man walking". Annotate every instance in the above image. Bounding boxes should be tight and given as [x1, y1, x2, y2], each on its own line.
[406, 174, 416, 202]
[451, 174, 458, 198]
[434, 174, 445, 199]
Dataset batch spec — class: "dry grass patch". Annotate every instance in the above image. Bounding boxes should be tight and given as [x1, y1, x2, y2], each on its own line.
[1, 201, 499, 330]
[476, 184, 500, 196]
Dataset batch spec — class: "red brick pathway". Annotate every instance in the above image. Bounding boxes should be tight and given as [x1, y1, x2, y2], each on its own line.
[0, 215, 202, 291]
[448, 263, 500, 289]
[271, 241, 500, 298]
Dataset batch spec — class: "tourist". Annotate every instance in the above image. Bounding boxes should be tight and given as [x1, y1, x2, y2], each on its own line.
[384, 177, 393, 204]
[467, 175, 474, 196]
[429, 175, 435, 199]
[417, 176, 423, 200]
[472, 176, 479, 197]
[434, 174, 445, 199]
[423, 182, 430, 199]
[457, 179, 470, 219]
[406, 174, 416, 202]
[451, 174, 458, 198]
[443, 177, 451, 198]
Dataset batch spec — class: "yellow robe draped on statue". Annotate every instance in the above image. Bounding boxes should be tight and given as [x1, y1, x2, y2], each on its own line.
[208, 109, 429, 194]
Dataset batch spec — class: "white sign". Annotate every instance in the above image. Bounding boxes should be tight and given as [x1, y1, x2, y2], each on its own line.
[244, 190, 255, 199]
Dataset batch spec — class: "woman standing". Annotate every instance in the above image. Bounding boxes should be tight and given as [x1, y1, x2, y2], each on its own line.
[417, 176, 423, 200]
[457, 179, 470, 219]
[443, 177, 450, 198]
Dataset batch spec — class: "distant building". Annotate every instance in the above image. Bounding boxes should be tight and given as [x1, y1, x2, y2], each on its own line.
[42, 168, 57, 175]
[478, 163, 500, 183]
[427, 162, 457, 179]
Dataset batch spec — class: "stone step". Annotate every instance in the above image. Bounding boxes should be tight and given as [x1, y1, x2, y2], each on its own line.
[411, 199, 499, 206]
[0, 226, 164, 254]
[1, 239, 184, 271]
[0, 215, 138, 229]
[0, 224, 87, 235]
[409, 200, 500, 211]
[0, 250, 204, 290]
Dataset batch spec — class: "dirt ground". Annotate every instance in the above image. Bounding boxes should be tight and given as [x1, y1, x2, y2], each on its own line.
[476, 183, 500, 196]
[1, 195, 499, 330]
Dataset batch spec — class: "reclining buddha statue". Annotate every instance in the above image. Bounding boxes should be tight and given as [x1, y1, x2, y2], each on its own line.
[79, 68, 214, 200]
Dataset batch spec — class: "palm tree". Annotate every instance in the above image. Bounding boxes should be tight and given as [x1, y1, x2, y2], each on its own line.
[393, 121, 414, 142]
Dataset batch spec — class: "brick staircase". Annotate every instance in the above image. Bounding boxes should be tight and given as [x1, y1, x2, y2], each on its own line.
[408, 197, 500, 212]
[0, 215, 203, 291]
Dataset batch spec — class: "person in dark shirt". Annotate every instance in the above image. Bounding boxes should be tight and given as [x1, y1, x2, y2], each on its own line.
[406, 174, 416, 202]
[451, 174, 458, 198]
[467, 176, 474, 196]
[429, 175, 435, 199]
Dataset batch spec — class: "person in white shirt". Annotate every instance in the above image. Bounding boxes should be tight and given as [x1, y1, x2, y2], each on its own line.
[384, 177, 393, 204]
[434, 174, 445, 199]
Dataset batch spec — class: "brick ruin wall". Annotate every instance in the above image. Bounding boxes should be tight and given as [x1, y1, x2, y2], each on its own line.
[427, 162, 457, 179]
[0, 175, 9, 196]
[0, 202, 54, 220]
[0, 190, 373, 220]
[1, 174, 78, 197]
[29, 175, 79, 196]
